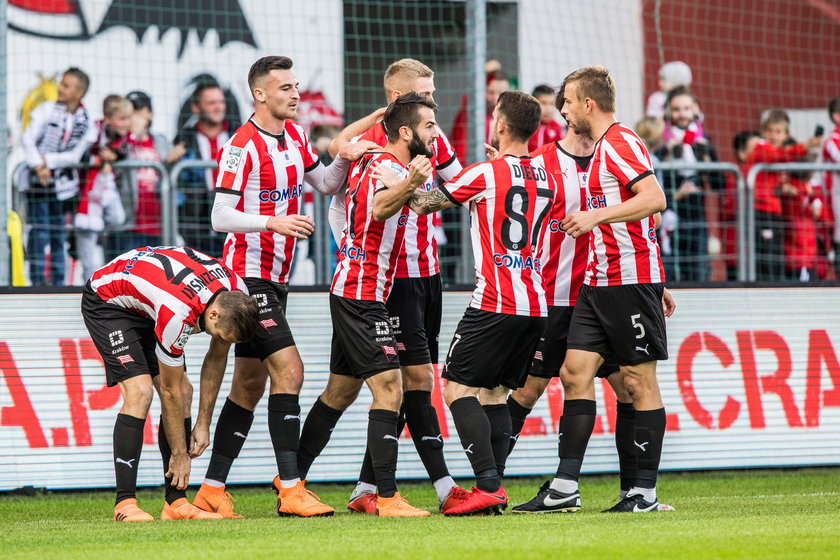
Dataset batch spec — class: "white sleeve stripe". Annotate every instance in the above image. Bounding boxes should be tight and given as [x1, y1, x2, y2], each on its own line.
[604, 142, 648, 183]
[620, 131, 652, 167]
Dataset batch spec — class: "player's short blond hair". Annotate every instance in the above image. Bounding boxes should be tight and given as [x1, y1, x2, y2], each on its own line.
[103, 95, 132, 117]
[383, 58, 434, 96]
[562, 66, 616, 114]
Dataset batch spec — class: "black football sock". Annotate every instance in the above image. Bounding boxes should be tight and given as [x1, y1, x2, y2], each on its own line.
[268, 393, 301, 481]
[113, 413, 146, 505]
[159, 417, 191, 505]
[205, 398, 254, 485]
[449, 397, 499, 492]
[358, 407, 406, 486]
[482, 404, 512, 477]
[404, 391, 450, 482]
[555, 399, 596, 482]
[633, 408, 666, 490]
[615, 401, 637, 492]
[507, 395, 532, 456]
[297, 397, 344, 479]
[367, 409, 399, 498]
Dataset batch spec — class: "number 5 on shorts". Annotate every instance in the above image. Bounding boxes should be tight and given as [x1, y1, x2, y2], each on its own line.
[631, 314, 646, 339]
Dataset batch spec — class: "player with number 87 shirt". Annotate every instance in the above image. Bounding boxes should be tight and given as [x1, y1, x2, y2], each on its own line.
[375, 91, 555, 516]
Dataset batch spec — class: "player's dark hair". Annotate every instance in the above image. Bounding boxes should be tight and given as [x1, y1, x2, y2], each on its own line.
[248, 56, 294, 91]
[191, 81, 223, 106]
[215, 291, 258, 343]
[733, 130, 760, 154]
[64, 67, 90, 95]
[532, 84, 555, 98]
[496, 90, 541, 143]
[382, 91, 438, 143]
[828, 97, 840, 118]
[665, 84, 696, 106]
[561, 66, 616, 113]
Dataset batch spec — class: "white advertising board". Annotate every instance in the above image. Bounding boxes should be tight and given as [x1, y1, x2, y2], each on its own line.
[2, 288, 839, 490]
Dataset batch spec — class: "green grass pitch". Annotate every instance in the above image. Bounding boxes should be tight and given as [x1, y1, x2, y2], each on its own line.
[2, 468, 839, 559]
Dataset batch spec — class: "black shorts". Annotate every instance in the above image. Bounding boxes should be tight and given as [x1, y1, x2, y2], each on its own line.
[385, 275, 442, 366]
[442, 307, 545, 390]
[235, 278, 295, 360]
[567, 283, 668, 366]
[81, 284, 160, 387]
[529, 306, 618, 380]
[329, 294, 400, 378]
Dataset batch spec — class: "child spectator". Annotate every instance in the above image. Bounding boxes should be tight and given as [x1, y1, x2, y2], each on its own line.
[122, 91, 171, 250]
[722, 131, 761, 281]
[527, 84, 564, 151]
[73, 95, 131, 281]
[748, 109, 822, 280]
[659, 86, 724, 281]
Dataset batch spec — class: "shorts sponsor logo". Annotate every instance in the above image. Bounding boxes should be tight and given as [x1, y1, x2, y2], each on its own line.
[382, 345, 397, 360]
[116, 354, 134, 369]
[254, 293, 269, 308]
[260, 318, 277, 331]
[258, 183, 303, 203]
[110, 345, 129, 355]
[587, 194, 608, 210]
[388, 316, 401, 334]
[173, 325, 192, 349]
[108, 330, 124, 346]
[338, 243, 366, 261]
[493, 253, 541, 271]
[375, 321, 390, 336]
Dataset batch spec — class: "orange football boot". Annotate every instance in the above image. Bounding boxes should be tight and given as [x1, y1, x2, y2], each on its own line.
[113, 498, 154, 522]
[376, 493, 431, 517]
[161, 497, 224, 520]
[193, 483, 244, 518]
[272, 477, 335, 517]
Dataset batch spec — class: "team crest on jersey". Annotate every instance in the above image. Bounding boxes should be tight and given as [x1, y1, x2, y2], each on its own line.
[173, 325, 193, 349]
[225, 146, 243, 172]
[578, 172, 588, 184]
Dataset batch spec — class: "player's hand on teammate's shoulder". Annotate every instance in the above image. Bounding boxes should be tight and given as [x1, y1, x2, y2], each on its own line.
[370, 160, 402, 188]
[662, 287, 676, 318]
[166, 451, 191, 490]
[561, 209, 601, 238]
[189, 423, 211, 458]
[407, 155, 433, 186]
[266, 214, 315, 239]
[484, 143, 500, 160]
[339, 139, 382, 162]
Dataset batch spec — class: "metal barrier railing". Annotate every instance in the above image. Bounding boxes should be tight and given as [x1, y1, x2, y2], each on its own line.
[5, 158, 837, 286]
[746, 162, 840, 282]
[655, 161, 747, 281]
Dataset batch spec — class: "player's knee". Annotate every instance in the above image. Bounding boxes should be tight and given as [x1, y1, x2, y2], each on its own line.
[180, 377, 193, 405]
[230, 375, 265, 409]
[513, 386, 541, 409]
[321, 382, 358, 411]
[402, 364, 434, 392]
[126, 380, 155, 411]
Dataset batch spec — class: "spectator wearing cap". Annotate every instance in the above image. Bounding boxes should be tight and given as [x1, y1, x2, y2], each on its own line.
[169, 81, 235, 257]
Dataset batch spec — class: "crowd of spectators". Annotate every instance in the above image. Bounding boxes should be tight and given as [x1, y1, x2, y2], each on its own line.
[13, 64, 840, 285]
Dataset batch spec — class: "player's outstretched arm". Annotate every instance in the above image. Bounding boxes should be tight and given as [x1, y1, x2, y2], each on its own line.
[371, 155, 433, 221]
[328, 107, 387, 158]
[158, 361, 191, 490]
[191, 336, 232, 458]
[561, 175, 666, 238]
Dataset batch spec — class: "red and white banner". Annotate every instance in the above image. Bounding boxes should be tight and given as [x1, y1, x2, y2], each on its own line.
[1, 288, 839, 490]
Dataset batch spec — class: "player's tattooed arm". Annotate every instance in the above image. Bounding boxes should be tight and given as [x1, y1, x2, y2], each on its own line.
[407, 188, 456, 215]
[371, 155, 433, 221]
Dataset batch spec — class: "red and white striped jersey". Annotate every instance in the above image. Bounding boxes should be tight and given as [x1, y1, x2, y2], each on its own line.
[822, 126, 840, 243]
[215, 118, 321, 283]
[584, 123, 666, 286]
[530, 142, 592, 306]
[350, 121, 459, 278]
[331, 153, 409, 303]
[89, 246, 248, 367]
[440, 155, 556, 317]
